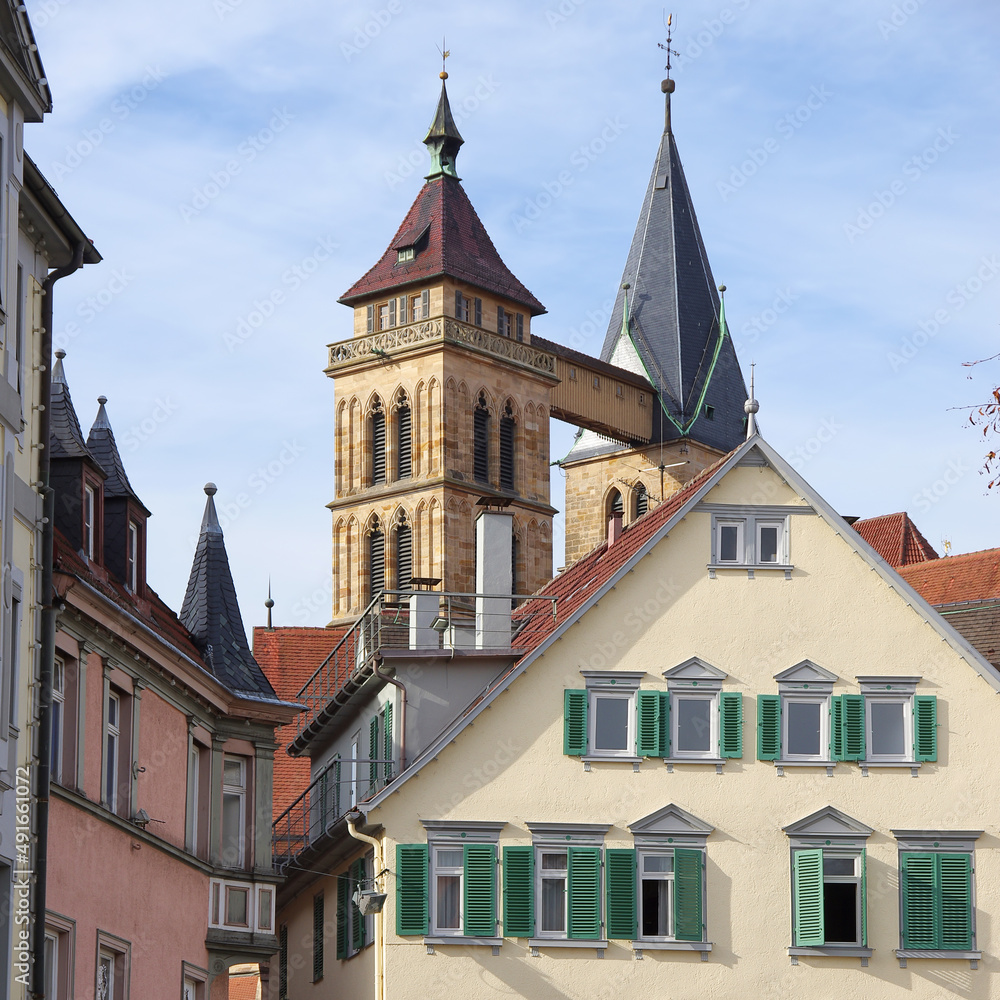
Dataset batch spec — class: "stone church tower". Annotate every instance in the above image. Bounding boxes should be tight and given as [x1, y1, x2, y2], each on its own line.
[327, 74, 556, 623]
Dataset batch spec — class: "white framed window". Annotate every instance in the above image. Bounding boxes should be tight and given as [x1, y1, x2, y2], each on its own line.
[760, 661, 839, 769]
[84, 484, 97, 559]
[431, 847, 464, 934]
[782, 695, 829, 761]
[45, 913, 76, 999]
[537, 850, 569, 937]
[126, 521, 139, 591]
[397, 247, 415, 263]
[52, 658, 65, 784]
[756, 519, 784, 564]
[716, 519, 744, 563]
[208, 878, 275, 933]
[671, 693, 717, 759]
[95, 934, 129, 1000]
[866, 697, 912, 762]
[589, 690, 634, 757]
[709, 510, 792, 570]
[105, 692, 120, 811]
[222, 755, 247, 868]
[638, 850, 674, 940]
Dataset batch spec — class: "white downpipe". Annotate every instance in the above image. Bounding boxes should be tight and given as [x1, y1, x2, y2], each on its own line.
[347, 813, 384, 1000]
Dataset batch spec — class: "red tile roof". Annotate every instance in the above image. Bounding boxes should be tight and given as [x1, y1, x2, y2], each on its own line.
[252, 626, 349, 820]
[898, 548, 1000, 606]
[227, 972, 260, 1000]
[852, 512, 939, 568]
[339, 177, 545, 315]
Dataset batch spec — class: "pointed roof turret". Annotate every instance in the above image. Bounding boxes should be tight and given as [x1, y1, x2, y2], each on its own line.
[180, 484, 277, 699]
[86, 396, 149, 513]
[568, 79, 747, 461]
[49, 350, 101, 462]
[423, 72, 464, 180]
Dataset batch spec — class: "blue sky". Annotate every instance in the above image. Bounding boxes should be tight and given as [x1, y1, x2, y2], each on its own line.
[24, 0, 1000, 629]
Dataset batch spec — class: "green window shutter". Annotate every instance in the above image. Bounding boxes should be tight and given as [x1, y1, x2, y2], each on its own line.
[901, 852, 938, 949]
[757, 694, 781, 760]
[502, 846, 534, 937]
[604, 849, 637, 939]
[939, 853, 972, 950]
[564, 689, 588, 756]
[913, 695, 938, 762]
[336, 876, 348, 958]
[830, 695, 844, 760]
[383, 703, 393, 782]
[719, 692, 742, 758]
[861, 848, 868, 948]
[792, 849, 824, 947]
[463, 844, 497, 938]
[674, 848, 704, 942]
[567, 847, 601, 939]
[831, 695, 865, 761]
[636, 690, 661, 757]
[313, 893, 325, 979]
[396, 844, 429, 936]
[369, 715, 380, 790]
[659, 691, 670, 758]
[351, 858, 366, 948]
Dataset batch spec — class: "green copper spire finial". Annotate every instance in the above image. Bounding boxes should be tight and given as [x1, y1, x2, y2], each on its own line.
[424, 44, 464, 180]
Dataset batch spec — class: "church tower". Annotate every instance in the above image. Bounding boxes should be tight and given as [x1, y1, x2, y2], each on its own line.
[559, 76, 749, 565]
[327, 73, 556, 622]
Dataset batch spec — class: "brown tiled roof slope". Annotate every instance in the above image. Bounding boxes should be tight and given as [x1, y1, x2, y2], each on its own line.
[897, 548, 1000, 605]
[512, 449, 737, 658]
[339, 176, 545, 315]
[252, 626, 348, 820]
[852, 512, 939, 568]
[227, 972, 260, 1000]
[934, 603, 1000, 669]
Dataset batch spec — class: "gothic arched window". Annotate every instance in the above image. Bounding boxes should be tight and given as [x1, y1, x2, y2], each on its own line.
[395, 515, 412, 592]
[369, 518, 385, 598]
[371, 397, 386, 486]
[474, 393, 490, 484]
[499, 401, 515, 493]
[635, 483, 648, 518]
[396, 392, 411, 480]
[608, 489, 623, 519]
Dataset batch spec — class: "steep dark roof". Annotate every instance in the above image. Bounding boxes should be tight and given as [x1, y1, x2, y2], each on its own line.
[567, 91, 747, 462]
[852, 512, 939, 567]
[85, 396, 149, 512]
[180, 486, 277, 698]
[49, 352, 100, 463]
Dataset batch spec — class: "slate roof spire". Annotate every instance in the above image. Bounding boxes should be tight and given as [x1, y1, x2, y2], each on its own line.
[423, 71, 464, 181]
[180, 483, 277, 699]
[569, 77, 748, 461]
[86, 395, 148, 512]
[49, 349, 98, 461]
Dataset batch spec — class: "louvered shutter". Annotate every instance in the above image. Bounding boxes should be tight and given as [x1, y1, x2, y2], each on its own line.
[383, 703, 393, 781]
[279, 924, 288, 997]
[502, 846, 534, 937]
[567, 847, 601, 939]
[474, 408, 489, 483]
[313, 893, 325, 979]
[497, 305, 506, 336]
[463, 844, 497, 937]
[398, 295, 407, 323]
[605, 849, 637, 939]
[372, 411, 386, 484]
[913, 695, 937, 761]
[635, 487, 648, 517]
[397, 407, 411, 478]
[336, 878, 348, 958]
[516, 313, 524, 341]
[369, 716, 379, 790]
[420, 289, 429, 318]
[474, 297, 482, 326]
[901, 852, 938, 949]
[455, 290, 463, 319]
[842, 694, 865, 760]
[369, 530, 385, 598]
[658, 691, 670, 758]
[757, 694, 781, 760]
[366, 304, 374, 333]
[674, 848, 704, 942]
[792, 849, 824, 946]
[351, 858, 366, 949]
[563, 690, 587, 755]
[719, 692, 742, 758]
[610, 490, 623, 515]
[396, 844, 429, 936]
[939, 853, 972, 950]
[830, 695, 844, 760]
[395, 525, 412, 592]
[499, 417, 515, 492]
[389, 297, 396, 327]
[636, 690, 661, 757]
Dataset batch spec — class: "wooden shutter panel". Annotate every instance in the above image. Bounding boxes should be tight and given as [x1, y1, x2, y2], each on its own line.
[372, 411, 386, 484]
[396, 525, 412, 592]
[939, 853, 972, 950]
[389, 297, 396, 327]
[369, 715, 379, 790]
[351, 858, 367, 949]
[757, 694, 781, 760]
[382, 703, 393, 782]
[499, 417, 515, 492]
[792, 849, 824, 947]
[913, 695, 937, 761]
[842, 694, 865, 760]
[463, 844, 497, 937]
[659, 691, 670, 758]
[563, 689, 587, 755]
[313, 893, 325, 979]
[474, 408, 489, 483]
[636, 690, 661, 757]
[397, 407, 411, 478]
[674, 848, 704, 942]
[421, 289, 429, 318]
[336, 878, 348, 958]
[719, 691, 742, 758]
[399, 295, 407, 323]
[604, 849, 637, 939]
[901, 852, 939, 949]
[567, 847, 601, 939]
[830, 695, 844, 761]
[502, 846, 534, 937]
[396, 844, 429, 936]
[366, 304, 374, 333]
[474, 297, 482, 326]
[497, 305, 505, 336]
[369, 530, 385, 597]
[455, 290, 463, 318]
[516, 313, 524, 341]
[279, 925, 288, 997]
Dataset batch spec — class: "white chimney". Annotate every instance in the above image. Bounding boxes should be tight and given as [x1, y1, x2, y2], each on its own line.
[475, 509, 513, 648]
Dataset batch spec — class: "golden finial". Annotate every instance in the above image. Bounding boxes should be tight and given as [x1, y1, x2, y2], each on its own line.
[438, 38, 450, 79]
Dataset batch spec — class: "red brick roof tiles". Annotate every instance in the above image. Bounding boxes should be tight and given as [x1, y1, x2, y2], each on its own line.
[898, 547, 1000, 606]
[339, 177, 545, 315]
[252, 626, 349, 820]
[227, 972, 260, 1000]
[852, 512, 939, 568]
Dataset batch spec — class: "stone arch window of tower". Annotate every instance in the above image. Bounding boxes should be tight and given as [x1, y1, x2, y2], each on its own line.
[370, 397, 386, 486]
[474, 394, 490, 485]
[395, 390, 412, 480]
[395, 512, 412, 592]
[634, 483, 648, 519]
[500, 401, 516, 493]
[368, 516, 385, 598]
[608, 488, 624, 521]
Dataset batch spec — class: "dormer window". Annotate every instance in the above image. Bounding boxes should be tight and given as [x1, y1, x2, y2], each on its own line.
[84, 485, 96, 558]
[397, 247, 415, 263]
[127, 520, 140, 592]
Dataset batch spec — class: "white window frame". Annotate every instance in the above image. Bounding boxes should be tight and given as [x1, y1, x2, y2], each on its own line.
[865, 696, 913, 763]
[708, 510, 793, 572]
[52, 658, 65, 783]
[95, 933, 129, 1000]
[579, 671, 645, 762]
[716, 519, 744, 564]
[105, 692, 120, 811]
[84, 484, 96, 559]
[781, 694, 830, 762]
[670, 692, 718, 760]
[222, 755, 247, 869]
[637, 849, 676, 942]
[535, 848, 570, 939]
[126, 521, 139, 591]
[430, 845, 464, 936]
[756, 519, 785, 564]
[819, 851, 864, 946]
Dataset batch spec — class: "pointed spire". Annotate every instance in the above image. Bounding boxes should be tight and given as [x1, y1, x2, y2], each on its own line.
[86, 395, 146, 508]
[52, 348, 67, 384]
[265, 579, 274, 630]
[423, 71, 464, 181]
[49, 350, 99, 461]
[180, 483, 276, 698]
[744, 362, 759, 440]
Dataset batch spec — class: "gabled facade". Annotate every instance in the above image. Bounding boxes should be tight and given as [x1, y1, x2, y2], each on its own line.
[274, 432, 1000, 999]
[44, 364, 299, 999]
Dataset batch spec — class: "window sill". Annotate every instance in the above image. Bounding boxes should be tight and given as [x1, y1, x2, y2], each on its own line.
[775, 760, 835, 777]
[665, 757, 726, 774]
[896, 949, 981, 969]
[582, 756, 642, 772]
[789, 946, 872, 966]
[424, 937, 502, 954]
[860, 761, 921, 777]
[633, 941, 712, 961]
[708, 563, 793, 580]
[528, 938, 608, 957]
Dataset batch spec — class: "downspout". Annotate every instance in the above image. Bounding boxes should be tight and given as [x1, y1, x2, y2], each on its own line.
[346, 811, 384, 1000]
[31, 241, 86, 1000]
[373, 655, 406, 772]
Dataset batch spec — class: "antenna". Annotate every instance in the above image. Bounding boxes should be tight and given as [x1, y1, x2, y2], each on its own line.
[744, 362, 759, 441]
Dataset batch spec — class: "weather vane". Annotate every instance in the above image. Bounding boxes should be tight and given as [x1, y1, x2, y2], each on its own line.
[658, 12, 677, 79]
[438, 37, 450, 79]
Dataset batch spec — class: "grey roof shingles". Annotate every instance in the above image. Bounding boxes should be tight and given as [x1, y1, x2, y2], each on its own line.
[49, 352, 101, 463]
[85, 396, 148, 511]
